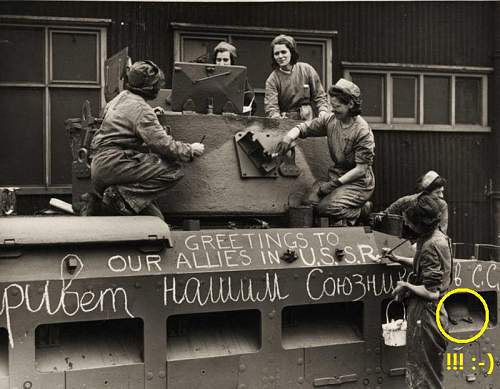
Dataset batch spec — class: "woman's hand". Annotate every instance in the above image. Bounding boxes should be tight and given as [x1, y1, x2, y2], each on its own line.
[190, 143, 205, 157]
[317, 178, 342, 196]
[274, 127, 300, 156]
[392, 281, 409, 301]
[318, 110, 330, 120]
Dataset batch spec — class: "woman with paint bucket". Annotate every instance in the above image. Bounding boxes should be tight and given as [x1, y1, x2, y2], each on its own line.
[385, 193, 453, 389]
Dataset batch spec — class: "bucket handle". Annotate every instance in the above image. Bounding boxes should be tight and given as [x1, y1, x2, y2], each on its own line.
[386, 299, 406, 324]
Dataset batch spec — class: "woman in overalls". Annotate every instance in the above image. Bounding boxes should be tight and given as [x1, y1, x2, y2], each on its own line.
[275, 78, 375, 226]
[386, 194, 453, 389]
[264, 34, 330, 120]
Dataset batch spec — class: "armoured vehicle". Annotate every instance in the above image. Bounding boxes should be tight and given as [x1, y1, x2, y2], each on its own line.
[0, 53, 498, 389]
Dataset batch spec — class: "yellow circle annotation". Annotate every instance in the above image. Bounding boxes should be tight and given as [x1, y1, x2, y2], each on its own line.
[436, 288, 489, 344]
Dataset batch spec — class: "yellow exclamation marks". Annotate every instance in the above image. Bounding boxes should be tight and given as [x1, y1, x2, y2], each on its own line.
[447, 353, 463, 371]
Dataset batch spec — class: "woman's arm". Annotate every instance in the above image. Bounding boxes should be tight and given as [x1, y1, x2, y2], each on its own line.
[264, 74, 281, 118]
[337, 163, 368, 184]
[306, 63, 330, 114]
[393, 281, 439, 301]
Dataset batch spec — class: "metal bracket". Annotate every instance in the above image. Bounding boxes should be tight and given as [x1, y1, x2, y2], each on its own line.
[234, 131, 278, 178]
[278, 147, 301, 177]
[313, 374, 358, 386]
[182, 98, 197, 114]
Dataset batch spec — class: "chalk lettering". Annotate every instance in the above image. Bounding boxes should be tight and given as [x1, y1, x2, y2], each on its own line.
[108, 255, 162, 273]
[472, 264, 483, 288]
[185, 235, 199, 250]
[454, 262, 462, 287]
[358, 244, 377, 263]
[146, 255, 162, 272]
[229, 233, 244, 250]
[108, 255, 127, 272]
[176, 252, 192, 269]
[307, 269, 376, 301]
[319, 247, 335, 265]
[352, 273, 367, 301]
[343, 246, 357, 264]
[326, 232, 340, 246]
[0, 254, 132, 348]
[337, 276, 353, 296]
[300, 248, 317, 266]
[486, 263, 499, 290]
[215, 234, 231, 250]
[240, 250, 252, 266]
[163, 273, 289, 306]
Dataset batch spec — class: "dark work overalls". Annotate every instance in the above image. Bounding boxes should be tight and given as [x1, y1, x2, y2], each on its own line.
[406, 229, 453, 389]
[91, 90, 193, 216]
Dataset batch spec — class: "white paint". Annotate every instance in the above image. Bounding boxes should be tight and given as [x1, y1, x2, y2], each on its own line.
[486, 263, 499, 290]
[306, 268, 404, 302]
[454, 262, 462, 287]
[107, 254, 163, 273]
[163, 272, 289, 306]
[176, 231, 379, 269]
[0, 254, 133, 348]
[472, 264, 483, 288]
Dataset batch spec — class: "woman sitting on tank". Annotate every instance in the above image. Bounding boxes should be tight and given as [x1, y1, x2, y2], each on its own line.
[213, 41, 257, 115]
[382, 170, 448, 233]
[264, 34, 331, 120]
[275, 78, 375, 226]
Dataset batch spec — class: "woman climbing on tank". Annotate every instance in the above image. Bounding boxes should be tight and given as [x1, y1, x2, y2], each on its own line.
[274, 78, 374, 226]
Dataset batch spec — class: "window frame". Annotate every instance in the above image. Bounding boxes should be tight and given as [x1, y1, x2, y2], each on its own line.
[343, 62, 492, 132]
[0, 15, 109, 193]
[172, 22, 336, 96]
[49, 29, 101, 85]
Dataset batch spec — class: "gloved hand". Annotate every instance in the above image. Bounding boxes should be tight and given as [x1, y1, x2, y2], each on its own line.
[318, 110, 330, 120]
[274, 127, 300, 156]
[190, 142, 205, 157]
[373, 212, 387, 225]
[317, 178, 342, 197]
[275, 135, 294, 156]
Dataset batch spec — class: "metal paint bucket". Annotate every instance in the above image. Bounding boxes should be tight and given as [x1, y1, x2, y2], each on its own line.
[382, 299, 407, 347]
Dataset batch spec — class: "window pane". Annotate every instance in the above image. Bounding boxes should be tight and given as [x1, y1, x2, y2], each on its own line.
[456, 77, 482, 125]
[350, 73, 384, 118]
[424, 76, 450, 124]
[0, 26, 44, 83]
[182, 37, 222, 63]
[254, 92, 265, 117]
[297, 42, 324, 85]
[393, 76, 417, 119]
[231, 36, 270, 88]
[0, 87, 45, 185]
[50, 89, 101, 185]
[51, 31, 98, 82]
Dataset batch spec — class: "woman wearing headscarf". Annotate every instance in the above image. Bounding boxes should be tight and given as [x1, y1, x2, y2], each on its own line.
[213, 41, 256, 115]
[385, 194, 452, 389]
[264, 34, 330, 120]
[383, 170, 449, 233]
[275, 78, 375, 226]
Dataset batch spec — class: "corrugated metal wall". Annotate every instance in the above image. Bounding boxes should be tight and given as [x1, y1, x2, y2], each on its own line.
[1, 2, 494, 78]
[0, 1, 496, 250]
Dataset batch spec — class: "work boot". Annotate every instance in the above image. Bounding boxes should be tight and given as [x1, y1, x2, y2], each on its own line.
[79, 192, 103, 216]
[357, 201, 373, 226]
[102, 186, 135, 216]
